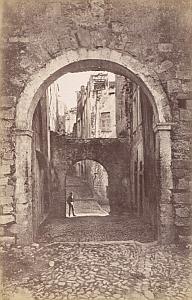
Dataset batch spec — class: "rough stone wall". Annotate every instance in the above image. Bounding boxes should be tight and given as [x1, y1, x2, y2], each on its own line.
[0, 96, 16, 244]
[0, 0, 191, 242]
[2, 0, 191, 98]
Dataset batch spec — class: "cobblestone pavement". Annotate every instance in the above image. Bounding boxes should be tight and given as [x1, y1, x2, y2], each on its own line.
[38, 214, 156, 243]
[1, 241, 192, 300]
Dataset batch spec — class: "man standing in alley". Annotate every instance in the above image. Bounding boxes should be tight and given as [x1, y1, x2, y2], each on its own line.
[67, 192, 76, 217]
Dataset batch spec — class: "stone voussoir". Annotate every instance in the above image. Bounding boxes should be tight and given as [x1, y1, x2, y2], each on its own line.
[0, 214, 15, 225]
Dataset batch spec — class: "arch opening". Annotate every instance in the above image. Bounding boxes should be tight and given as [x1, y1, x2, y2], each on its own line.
[29, 60, 160, 128]
[66, 159, 110, 217]
[14, 49, 174, 244]
[16, 49, 172, 132]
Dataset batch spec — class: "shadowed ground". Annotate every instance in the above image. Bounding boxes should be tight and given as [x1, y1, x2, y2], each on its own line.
[38, 214, 155, 243]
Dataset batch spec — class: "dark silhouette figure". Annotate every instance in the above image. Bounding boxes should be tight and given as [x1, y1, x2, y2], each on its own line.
[67, 192, 76, 217]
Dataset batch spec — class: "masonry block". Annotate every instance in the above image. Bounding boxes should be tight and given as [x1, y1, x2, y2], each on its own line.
[0, 226, 5, 236]
[159, 204, 174, 220]
[175, 216, 191, 227]
[176, 92, 192, 100]
[172, 160, 192, 170]
[0, 214, 15, 225]
[9, 222, 33, 244]
[5, 185, 14, 197]
[0, 196, 13, 205]
[177, 178, 189, 190]
[179, 235, 192, 244]
[0, 108, 15, 120]
[76, 28, 92, 48]
[167, 79, 182, 94]
[173, 168, 186, 179]
[186, 100, 192, 109]
[59, 35, 79, 50]
[179, 109, 192, 121]
[176, 70, 191, 80]
[157, 60, 174, 73]
[158, 43, 173, 52]
[90, 30, 107, 48]
[175, 207, 190, 218]
[2, 159, 14, 166]
[66, 50, 79, 63]
[0, 185, 5, 195]
[172, 140, 190, 160]
[173, 193, 191, 204]
[3, 204, 14, 214]
[3, 151, 14, 160]
[0, 96, 16, 108]
[0, 165, 11, 175]
[0, 119, 13, 130]
[0, 236, 15, 244]
[182, 81, 192, 93]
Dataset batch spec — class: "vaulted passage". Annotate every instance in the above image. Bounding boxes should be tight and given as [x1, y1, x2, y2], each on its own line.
[4, 49, 180, 245]
[28, 63, 169, 245]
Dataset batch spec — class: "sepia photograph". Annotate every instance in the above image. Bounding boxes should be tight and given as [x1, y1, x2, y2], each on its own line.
[0, 0, 192, 299]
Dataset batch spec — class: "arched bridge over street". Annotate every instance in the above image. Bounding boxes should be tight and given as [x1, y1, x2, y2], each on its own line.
[50, 132, 130, 216]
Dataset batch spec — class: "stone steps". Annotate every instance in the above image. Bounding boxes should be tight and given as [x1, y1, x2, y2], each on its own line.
[66, 176, 93, 199]
[72, 199, 108, 216]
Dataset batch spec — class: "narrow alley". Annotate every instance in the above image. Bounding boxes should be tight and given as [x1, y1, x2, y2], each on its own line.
[1, 1, 192, 300]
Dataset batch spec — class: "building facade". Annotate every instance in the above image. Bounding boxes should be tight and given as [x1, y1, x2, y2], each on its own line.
[115, 75, 158, 229]
[47, 81, 77, 136]
[75, 73, 117, 205]
[76, 73, 116, 139]
[65, 107, 77, 137]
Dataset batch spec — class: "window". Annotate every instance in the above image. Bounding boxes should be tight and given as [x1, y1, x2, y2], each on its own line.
[100, 112, 111, 131]
[178, 99, 186, 109]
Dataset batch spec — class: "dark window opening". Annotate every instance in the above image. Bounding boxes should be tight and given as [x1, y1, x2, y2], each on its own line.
[178, 99, 186, 109]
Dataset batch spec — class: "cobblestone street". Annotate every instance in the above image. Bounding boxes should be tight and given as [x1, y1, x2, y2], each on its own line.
[38, 217, 156, 243]
[1, 240, 192, 300]
[39, 210, 155, 243]
[1, 214, 192, 300]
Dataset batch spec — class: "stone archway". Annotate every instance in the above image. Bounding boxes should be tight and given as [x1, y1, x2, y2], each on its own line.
[14, 48, 174, 244]
[50, 133, 130, 219]
[64, 159, 110, 218]
[16, 48, 171, 130]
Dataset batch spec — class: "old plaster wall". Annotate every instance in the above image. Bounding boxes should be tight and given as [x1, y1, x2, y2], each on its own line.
[0, 0, 191, 243]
